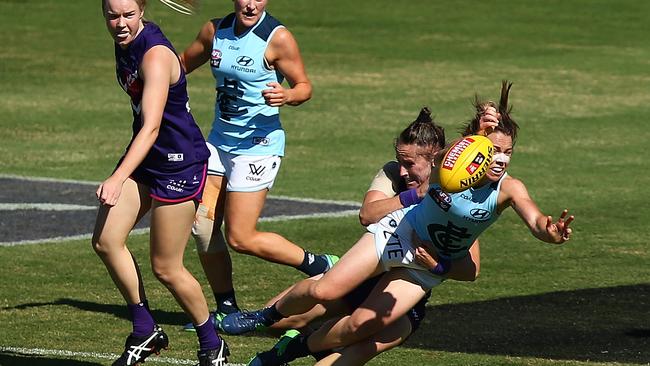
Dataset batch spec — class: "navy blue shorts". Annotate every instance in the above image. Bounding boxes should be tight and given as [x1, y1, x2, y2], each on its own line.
[130, 162, 208, 203]
[343, 275, 430, 332]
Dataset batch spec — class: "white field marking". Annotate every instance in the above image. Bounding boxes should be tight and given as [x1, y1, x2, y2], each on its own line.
[259, 209, 360, 222]
[267, 194, 361, 208]
[0, 346, 196, 365]
[0, 210, 358, 247]
[0, 174, 360, 247]
[0, 174, 362, 207]
[0, 174, 98, 186]
[0, 203, 96, 211]
[0, 228, 150, 247]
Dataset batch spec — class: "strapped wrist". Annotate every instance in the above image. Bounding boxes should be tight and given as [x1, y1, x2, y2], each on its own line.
[429, 257, 451, 276]
[398, 188, 422, 207]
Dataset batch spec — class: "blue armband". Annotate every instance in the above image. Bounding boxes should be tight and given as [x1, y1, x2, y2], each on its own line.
[429, 257, 451, 276]
[398, 188, 422, 207]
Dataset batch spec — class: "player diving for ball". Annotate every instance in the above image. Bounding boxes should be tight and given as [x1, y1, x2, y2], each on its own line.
[221, 80, 575, 365]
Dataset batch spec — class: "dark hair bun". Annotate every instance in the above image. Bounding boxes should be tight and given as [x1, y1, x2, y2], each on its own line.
[415, 107, 432, 123]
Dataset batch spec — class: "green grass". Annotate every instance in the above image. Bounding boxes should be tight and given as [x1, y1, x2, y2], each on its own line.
[1, 0, 649, 365]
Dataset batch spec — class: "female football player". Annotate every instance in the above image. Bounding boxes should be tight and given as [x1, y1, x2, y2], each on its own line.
[245, 106, 484, 365]
[179, 0, 339, 331]
[221, 81, 574, 365]
[93, 0, 227, 364]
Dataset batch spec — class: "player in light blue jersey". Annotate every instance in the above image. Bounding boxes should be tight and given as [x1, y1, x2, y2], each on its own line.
[221, 81, 575, 365]
[245, 107, 483, 366]
[179, 0, 338, 331]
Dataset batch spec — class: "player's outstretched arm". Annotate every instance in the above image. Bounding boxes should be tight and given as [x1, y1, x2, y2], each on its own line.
[502, 177, 574, 244]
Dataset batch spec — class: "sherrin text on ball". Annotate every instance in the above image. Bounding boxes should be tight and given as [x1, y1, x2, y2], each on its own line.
[439, 135, 494, 193]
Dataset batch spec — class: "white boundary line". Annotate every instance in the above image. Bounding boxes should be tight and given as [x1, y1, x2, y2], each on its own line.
[0, 174, 360, 247]
[0, 228, 150, 247]
[0, 203, 96, 211]
[0, 346, 248, 365]
[0, 174, 99, 186]
[0, 174, 362, 207]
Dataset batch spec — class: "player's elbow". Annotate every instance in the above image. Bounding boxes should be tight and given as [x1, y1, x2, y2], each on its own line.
[287, 82, 312, 106]
[358, 211, 373, 227]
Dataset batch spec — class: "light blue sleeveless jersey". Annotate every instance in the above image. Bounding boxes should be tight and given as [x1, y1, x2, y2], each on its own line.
[405, 174, 507, 260]
[208, 12, 285, 155]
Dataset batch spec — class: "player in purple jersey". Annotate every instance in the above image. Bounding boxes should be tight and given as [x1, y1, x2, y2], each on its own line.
[93, 1, 227, 365]
[178, 0, 338, 332]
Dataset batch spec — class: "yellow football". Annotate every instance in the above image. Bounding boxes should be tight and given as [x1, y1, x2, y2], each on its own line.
[439, 135, 494, 193]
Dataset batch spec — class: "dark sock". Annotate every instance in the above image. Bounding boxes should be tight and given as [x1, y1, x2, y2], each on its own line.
[283, 333, 311, 361]
[195, 317, 221, 351]
[312, 349, 334, 361]
[214, 289, 239, 314]
[260, 304, 285, 325]
[296, 251, 329, 276]
[127, 301, 155, 337]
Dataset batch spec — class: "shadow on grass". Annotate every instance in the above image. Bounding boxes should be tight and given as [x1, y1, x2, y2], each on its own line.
[6, 284, 649, 364]
[6, 298, 190, 326]
[0, 351, 103, 365]
[5, 298, 277, 339]
[408, 283, 650, 364]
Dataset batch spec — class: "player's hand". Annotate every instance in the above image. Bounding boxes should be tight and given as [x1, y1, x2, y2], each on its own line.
[545, 209, 574, 244]
[478, 105, 500, 135]
[262, 82, 288, 107]
[414, 246, 439, 270]
[411, 230, 439, 269]
[96, 175, 124, 207]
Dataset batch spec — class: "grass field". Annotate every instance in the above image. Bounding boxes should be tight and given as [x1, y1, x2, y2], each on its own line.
[1, 0, 649, 365]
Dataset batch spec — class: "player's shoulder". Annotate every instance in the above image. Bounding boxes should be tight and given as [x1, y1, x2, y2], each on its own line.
[501, 174, 522, 187]
[382, 161, 406, 192]
[499, 174, 529, 199]
[214, 13, 235, 30]
[381, 161, 400, 178]
[254, 12, 285, 41]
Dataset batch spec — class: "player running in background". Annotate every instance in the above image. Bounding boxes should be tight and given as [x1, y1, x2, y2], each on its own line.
[93, 1, 227, 365]
[179, 0, 338, 331]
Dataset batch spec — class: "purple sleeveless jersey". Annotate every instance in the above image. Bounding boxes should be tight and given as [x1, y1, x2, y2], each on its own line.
[114, 22, 209, 174]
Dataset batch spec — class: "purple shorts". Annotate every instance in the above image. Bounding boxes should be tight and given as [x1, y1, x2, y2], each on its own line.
[131, 162, 208, 203]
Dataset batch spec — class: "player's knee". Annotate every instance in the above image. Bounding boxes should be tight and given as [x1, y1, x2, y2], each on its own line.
[91, 236, 114, 257]
[346, 311, 385, 339]
[91, 239, 105, 255]
[150, 263, 176, 287]
[308, 281, 341, 302]
[224, 229, 256, 254]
